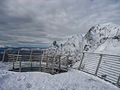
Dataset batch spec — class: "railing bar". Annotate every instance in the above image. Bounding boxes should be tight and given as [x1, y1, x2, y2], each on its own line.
[99, 67, 120, 74]
[102, 60, 120, 64]
[98, 71, 119, 79]
[99, 68, 120, 75]
[81, 51, 120, 57]
[102, 58, 120, 61]
[101, 65, 120, 70]
[83, 61, 99, 65]
[100, 63, 120, 69]
[83, 65, 98, 69]
[83, 59, 99, 63]
[98, 74, 117, 82]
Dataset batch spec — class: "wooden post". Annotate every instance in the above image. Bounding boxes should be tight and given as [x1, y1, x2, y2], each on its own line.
[2, 50, 6, 62]
[78, 53, 85, 70]
[95, 54, 103, 76]
[117, 74, 120, 87]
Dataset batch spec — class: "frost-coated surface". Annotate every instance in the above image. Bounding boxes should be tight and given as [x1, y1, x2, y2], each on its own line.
[0, 69, 119, 90]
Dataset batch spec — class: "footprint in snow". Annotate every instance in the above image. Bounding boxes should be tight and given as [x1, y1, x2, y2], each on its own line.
[26, 82, 32, 89]
[17, 75, 26, 81]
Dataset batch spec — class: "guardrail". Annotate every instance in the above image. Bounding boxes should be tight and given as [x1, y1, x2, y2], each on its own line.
[0, 49, 120, 87]
[78, 52, 120, 87]
[0, 49, 69, 74]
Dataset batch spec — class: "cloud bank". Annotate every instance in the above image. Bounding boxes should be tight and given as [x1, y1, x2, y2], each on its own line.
[0, 0, 120, 47]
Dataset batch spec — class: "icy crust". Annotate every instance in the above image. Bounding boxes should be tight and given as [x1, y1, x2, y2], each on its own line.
[0, 69, 119, 90]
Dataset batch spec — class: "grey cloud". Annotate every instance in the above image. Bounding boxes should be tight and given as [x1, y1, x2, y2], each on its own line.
[0, 0, 120, 47]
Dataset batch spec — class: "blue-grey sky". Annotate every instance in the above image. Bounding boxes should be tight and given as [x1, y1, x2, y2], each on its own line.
[0, 0, 120, 47]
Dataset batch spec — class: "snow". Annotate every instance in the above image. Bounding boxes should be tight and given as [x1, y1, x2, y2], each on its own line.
[95, 39, 120, 55]
[51, 23, 120, 56]
[0, 69, 119, 90]
[84, 23, 120, 54]
[0, 23, 120, 90]
[0, 62, 119, 90]
[0, 45, 5, 48]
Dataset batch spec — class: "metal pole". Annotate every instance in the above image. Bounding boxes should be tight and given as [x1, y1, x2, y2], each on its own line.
[12, 55, 15, 70]
[2, 49, 6, 62]
[16, 50, 20, 61]
[58, 55, 61, 71]
[66, 55, 69, 71]
[95, 54, 103, 76]
[51, 56, 55, 74]
[39, 55, 42, 71]
[29, 50, 33, 69]
[78, 53, 85, 70]
[19, 57, 21, 72]
[17, 50, 21, 72]
[46, 54, 49, 69]
[117, 74, 120, 87]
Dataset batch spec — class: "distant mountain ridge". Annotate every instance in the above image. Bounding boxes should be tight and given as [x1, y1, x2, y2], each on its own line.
[51, 23, 120, 57]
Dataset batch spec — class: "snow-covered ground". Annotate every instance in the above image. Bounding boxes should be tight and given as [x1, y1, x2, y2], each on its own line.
[0, 62, 119, 90]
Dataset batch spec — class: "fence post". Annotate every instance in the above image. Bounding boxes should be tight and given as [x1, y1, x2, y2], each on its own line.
[12, 55, 15, 69]
[2, 50, 6, 62]
[117, 74, 120, 87]
[78, 53, 85, 70]
[66, 55, 69, 71]
[51, 55, 56, 74]
[29, 50, 33, 69]
[95, 54, 103, 76]
[46, 54, 49, 69]
[17, 50, 21, 72]
[39, 55, 42, 71]
[58, 55, 61, 71]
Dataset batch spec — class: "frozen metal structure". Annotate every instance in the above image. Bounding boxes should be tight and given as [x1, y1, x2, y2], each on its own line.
[78, 52, 120, 88]
[0, 49, 120, 87]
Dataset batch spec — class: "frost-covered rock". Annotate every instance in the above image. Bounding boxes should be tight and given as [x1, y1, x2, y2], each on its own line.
[84, 23, 120, 55]
[49, 23, 120, 62]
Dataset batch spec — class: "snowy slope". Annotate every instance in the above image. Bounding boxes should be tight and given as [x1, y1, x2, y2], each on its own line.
[0, 69, 119, 90]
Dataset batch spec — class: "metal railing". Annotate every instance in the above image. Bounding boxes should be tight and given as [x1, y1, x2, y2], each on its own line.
[0, 49, 69, 74]
[78, 52, 120, 87]
[0, 49, 120, 87]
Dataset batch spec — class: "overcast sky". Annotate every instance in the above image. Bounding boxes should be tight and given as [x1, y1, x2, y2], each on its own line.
[0, 0, 120, 47]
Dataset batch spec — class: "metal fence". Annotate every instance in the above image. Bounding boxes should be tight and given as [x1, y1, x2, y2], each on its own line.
[0, 49, 69, 74]
[0, 49, 120, 87]
[78, 52, 120, 87]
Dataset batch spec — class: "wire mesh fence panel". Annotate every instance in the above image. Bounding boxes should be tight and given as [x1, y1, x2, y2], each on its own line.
[80, 53, 100, 75]
[97, 55, 120, 86]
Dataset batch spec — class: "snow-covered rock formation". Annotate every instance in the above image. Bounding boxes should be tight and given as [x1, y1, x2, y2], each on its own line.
[49, 23, 120, 63]
[84, 23, 120, 55]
